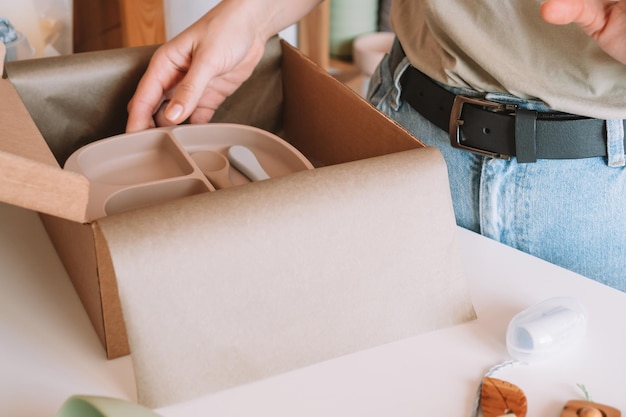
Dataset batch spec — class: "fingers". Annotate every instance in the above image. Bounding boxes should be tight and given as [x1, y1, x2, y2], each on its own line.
[125, 76, 162, 132]
[125, 5, 265, 133]
[161, 59, 215, 125]
[541, 0, 584, 24]
[542, 0, 626, 65]
[541, 0, 607, 28]
[189, 107, 219, 124]
[126, 52, 177, 132]
[126, 34, 225, 132]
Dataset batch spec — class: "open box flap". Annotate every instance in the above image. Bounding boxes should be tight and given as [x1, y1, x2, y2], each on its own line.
[280, 40, 425, 165]
[98, 147, 476, 408]
[0, 72, 90, 222]
[0, 148, 89, 222]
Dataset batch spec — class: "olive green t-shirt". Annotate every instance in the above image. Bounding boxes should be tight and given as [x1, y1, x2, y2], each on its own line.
[391, 0, 626, 119]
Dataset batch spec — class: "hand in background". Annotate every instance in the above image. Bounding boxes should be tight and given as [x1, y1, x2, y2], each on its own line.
[541, 0, 626, 65]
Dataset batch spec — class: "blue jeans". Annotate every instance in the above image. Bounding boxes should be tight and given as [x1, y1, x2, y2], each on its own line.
[367, 52, 626, 292]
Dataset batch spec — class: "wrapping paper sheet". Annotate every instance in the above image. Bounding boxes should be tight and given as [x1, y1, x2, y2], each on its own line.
[99, 147, 476, 408]
[5, 37, 283, 165]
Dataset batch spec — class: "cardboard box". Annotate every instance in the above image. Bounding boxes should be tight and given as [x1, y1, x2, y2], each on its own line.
[1, 37, 475, 363]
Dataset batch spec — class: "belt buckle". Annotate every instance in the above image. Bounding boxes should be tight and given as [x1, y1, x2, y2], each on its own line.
[449, 95, 512, 160]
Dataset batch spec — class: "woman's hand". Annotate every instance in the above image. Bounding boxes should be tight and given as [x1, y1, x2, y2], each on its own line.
[126, 0, 322, 132]
[126, 1, 266, 132]
[541, 0, 626, 65]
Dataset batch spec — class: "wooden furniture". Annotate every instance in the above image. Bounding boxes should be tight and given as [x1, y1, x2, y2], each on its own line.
[74, 0, 328, 63]
[73, 0, 124, 52]
[73, 0, 165, 51]
[297, 2, 330, 68]
[117, 0, 166, 47]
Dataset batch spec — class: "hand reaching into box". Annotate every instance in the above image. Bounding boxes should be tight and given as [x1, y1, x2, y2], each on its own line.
[125, 0, 321, 133]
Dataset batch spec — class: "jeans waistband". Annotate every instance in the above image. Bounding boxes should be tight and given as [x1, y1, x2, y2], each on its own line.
[389, 38, 626, 163]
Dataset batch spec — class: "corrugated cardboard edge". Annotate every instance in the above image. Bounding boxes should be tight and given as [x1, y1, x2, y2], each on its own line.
[93, 221, 130, 358]
[0, 150, 89, 222]
[0, 70, 90, 222]
[39, 215, 105, 342]
[39, 214, 130, 358]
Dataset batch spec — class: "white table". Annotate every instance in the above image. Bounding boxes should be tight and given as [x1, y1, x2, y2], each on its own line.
[2, 201, 625, 417]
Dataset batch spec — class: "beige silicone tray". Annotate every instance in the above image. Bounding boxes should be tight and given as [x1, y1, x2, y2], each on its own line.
[64, 124, 314, 219]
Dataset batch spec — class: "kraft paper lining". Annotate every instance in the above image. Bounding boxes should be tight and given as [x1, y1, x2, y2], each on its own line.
[5, 37, 284, 165]
[99, 147, 476, 408]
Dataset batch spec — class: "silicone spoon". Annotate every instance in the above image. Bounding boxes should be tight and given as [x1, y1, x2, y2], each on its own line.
[227, 145, 270, 181]
[190, 151, 232, 189]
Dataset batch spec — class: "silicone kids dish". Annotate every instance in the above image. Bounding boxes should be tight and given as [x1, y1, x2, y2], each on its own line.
[64, 124, 314, 220]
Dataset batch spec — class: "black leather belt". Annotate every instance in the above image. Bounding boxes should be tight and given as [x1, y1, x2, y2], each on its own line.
[390, 39, 623, 163]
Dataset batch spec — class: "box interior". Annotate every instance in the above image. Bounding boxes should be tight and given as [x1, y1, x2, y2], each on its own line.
[1, 37, 434, 359]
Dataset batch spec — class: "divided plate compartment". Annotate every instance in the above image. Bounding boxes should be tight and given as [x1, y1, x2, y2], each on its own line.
[64, 124, 314, 220]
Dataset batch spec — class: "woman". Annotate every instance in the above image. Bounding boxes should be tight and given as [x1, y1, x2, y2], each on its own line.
[126, 0, 626, 290]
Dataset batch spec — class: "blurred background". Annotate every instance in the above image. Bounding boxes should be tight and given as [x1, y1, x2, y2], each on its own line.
[2, 0, 393, 95]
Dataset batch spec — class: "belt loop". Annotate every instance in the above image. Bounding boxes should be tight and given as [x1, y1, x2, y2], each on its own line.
[515, 109, 538, 163]
[388, 38, 410, 111]
[606, 119, 625, 167]
[391, 58, 410, 111]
